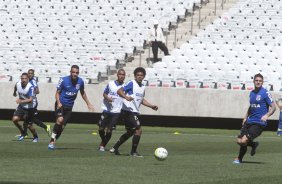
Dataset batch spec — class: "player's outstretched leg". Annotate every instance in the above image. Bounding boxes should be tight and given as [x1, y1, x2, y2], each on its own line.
[33, 117, 51, 136]
[110, 130, 134, 155]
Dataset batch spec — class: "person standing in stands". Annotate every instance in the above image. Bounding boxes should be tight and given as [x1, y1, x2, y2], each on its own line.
[148, 20, 169, 63]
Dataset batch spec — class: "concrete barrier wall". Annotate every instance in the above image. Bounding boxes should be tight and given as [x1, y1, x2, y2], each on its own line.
[0, 82, 281, 120]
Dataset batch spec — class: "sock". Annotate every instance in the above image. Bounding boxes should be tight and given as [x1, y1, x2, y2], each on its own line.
[247, 141, 255, 147]
[113, 131, 133, 150]
[33, 118, 47, 129]
[50, 124, 63, 142]
[131, 135, 141, 153]
[99, 129, 106, 147]
[22, 122, 28, 136]
[238, 145, 247, 161]
[13, 122, 24, 134]
[104, 131, 112, 147]
[33, 133, 38, 139]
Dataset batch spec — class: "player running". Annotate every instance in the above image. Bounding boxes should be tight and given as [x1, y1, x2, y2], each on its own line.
[48, 65, 94, 150]
[12, 73, 39, 142]
[98, 69, 126, 151]
[13, 69, 51, 138]
[233, 73, 276, 164]
[109, 67, 158, 157]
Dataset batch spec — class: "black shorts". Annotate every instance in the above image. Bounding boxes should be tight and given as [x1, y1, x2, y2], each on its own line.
[98, 112, 120, 130]
[13, 105, 35, 125]
[238, 123, 264, 141]
[120, 110, 141, 130]
[55, 102, 72, 125]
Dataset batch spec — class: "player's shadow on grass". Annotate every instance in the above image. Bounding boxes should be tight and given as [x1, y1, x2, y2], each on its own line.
[242, 161, 265, 164]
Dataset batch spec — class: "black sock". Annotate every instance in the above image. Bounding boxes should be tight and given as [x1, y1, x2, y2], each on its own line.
[247, 141, 255, 147]
[131, 135, 141, 153]
[113, 131, 133, 149]
[238, 145, 247, 161]
[51, 124, 63, 142]
[104, 131, 112, 147]
[22, 122, 28, 136]
[99, 129, 106, 146]
[33, 134, 38, 139]
[33, 118, 47, 129]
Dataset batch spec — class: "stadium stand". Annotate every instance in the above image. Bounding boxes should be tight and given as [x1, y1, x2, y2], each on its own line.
[150, 0, 282, 91]
[0, 0, 201, 83]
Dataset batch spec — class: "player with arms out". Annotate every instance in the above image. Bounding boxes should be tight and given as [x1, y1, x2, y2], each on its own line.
[12, 73, 39, 142]
[98, 69, 126, 151]
[109, 67, 158, 157]
[233, 73, 276, 164]
[48, 65, 94, 150]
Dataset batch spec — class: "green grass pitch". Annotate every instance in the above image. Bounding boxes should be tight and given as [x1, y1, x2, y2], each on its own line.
[1, 120, 282, 184]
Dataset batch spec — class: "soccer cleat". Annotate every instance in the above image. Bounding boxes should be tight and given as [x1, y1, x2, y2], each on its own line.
[109, 147, 120, 155]
[18, 135, 25, 141]
[46, 125, 51, 137]
[32, 138, 39, 143]
[48, 142, 55, 150]
[277, 131, 282, 136]
[15, 134, 28, 138]
[98, 146, 105, 152]
[130, 152, 143, 158]
[232, 158, 242, 164]
[250, 142, 259, 156]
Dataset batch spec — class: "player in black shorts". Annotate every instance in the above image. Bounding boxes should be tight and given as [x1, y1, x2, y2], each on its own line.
[109, 67, 158, 157]
[233, 74, 276, 164]
[12, 73, 39, 142]
[98, 69, 126, 151]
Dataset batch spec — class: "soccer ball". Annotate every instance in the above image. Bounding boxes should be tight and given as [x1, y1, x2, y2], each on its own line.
[154, 147, 168, 161]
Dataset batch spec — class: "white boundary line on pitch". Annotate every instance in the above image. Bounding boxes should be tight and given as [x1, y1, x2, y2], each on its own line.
[2, 125, 281, 139]
[174, 133, 282, 140]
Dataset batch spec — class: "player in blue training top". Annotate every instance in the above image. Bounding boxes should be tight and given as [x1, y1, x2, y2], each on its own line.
[233, 73, 276, 164]
[48, 65, 94, 150]
[98, 69, 126, 151]
[109, 67, 158, 157]
[12, 73, 39, 142]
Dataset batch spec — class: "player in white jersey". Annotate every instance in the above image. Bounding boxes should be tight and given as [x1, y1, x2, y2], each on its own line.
[110, 67, 158, 157]
[98, 69, 125, 151]
[13, 69, 51, 137]
[12, 73, 39, 142]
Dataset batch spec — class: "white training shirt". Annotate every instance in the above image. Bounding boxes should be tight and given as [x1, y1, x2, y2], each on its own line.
[16, 81, 36, 109]
[122, 80, 145, 114]
[101, 80, 124, 113]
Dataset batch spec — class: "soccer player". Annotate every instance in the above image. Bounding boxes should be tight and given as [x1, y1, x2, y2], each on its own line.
[48, 65, 94, 150]
[109, 67, 158, 157]
[233, 73, 276, 164]
[13, 69, 51, 137]
[12, 73, 39, 142]
[98, 69, 126, 151]
[275, 97, 282, 136]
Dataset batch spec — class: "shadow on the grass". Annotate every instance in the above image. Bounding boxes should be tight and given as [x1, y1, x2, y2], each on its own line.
[242, 161, 265, 164]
